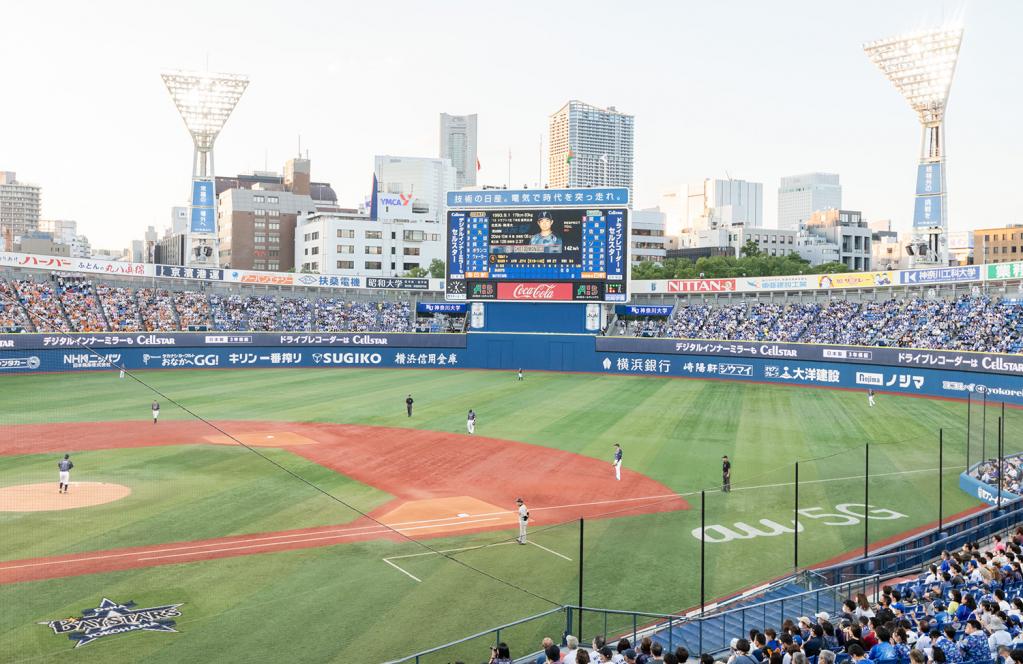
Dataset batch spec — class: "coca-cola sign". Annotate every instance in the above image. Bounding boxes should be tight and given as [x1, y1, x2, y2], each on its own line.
[497, 282, 573, 301]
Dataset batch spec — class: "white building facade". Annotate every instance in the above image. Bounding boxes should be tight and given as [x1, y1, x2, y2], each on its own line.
[548, 100, 634, 192]
[373, 156, 456, 222]
[630, 208, 666, 264]
[295, 210, 444, 277]
[686, 178, 763, 230]
[777, 172, 842, 231]
[439, 113, 478, 190]
[0, 171, 41, 248]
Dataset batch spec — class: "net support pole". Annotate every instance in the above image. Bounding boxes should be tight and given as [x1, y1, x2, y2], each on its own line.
[794, 462, 799, 570]
[966, 391, 972, 471]
[863, 444, 869, 559]
[983, 391, 988, 461]
[998, 415, 1004, 511]
[700, 490, 706, 617]
[578, 517, 584, 639]
[939, 428, 944, 534]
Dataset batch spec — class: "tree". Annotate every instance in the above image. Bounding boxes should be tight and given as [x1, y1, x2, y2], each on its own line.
[403, 266, 429, 278]
[740, 239, 761, 257]
[428, 259, 446, 279]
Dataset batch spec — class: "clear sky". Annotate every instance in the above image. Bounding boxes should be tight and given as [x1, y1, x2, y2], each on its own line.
[2, 0, 1019, 249]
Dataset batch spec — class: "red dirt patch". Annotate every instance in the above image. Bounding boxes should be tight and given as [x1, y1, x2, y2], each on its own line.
[0, 421, 687, 584]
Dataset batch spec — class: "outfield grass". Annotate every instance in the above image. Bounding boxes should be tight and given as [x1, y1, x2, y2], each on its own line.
[0, 368, 1011, 663]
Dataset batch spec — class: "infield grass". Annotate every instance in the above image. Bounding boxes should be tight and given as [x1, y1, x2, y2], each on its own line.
[0, 367, 1013, 663]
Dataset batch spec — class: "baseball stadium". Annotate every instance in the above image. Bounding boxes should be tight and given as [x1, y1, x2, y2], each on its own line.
[5, 9, 1023, 663]
[1, 252, 1023, 663]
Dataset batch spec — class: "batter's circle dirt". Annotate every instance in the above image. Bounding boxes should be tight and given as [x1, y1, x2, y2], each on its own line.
[0, 482, 131, 512]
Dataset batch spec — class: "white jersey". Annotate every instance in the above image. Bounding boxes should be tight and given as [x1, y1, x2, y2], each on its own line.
[518, 504, 528, 521]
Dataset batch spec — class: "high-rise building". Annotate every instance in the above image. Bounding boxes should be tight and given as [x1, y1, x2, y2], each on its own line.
[216, 158, 337, 271]
[973, 225, 1023, 265]
[373, 156, 456, 222]
[0, 171, 42, 249]
[439, 113, 478, 189]
[777, 173, 842, 231]
[548, 101, 634, 192]
[686, 178, 763, 231]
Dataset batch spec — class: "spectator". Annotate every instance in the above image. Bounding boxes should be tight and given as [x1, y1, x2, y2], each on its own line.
[546, 645, 563, 663]
[537, 637, 557, 664]
[730, 640, 758, 664]
[564, 637, 580, 664]
[489, 642, 512, 664]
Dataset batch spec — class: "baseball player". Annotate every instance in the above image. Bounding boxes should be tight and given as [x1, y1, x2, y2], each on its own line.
[57, 454, 74, 494]
[516, 498, 529, 544]
[517, 368, 524, 381]
[722, 455, 732, 493]
[406, 394, 414, 417]
[867, 389, 876, 407]
[613, 443, 623, 481]
[119, 368, 125, 379]
[466, 409, 476, 435]
[152, 400, 160, 424]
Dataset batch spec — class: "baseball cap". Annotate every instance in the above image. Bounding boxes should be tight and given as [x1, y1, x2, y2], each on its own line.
[516, 498, 523, 503]
[798, 616, 812, 626]
[624, 649, 637, 660]
[815, 612, 830, 621]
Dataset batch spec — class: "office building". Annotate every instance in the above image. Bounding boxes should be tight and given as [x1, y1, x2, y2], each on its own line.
[629, 208, 667, 264]
[373, 156, 456, 221]
[777, 173, 842, 230]
[216, 157, 337, 271]
[0, 171, 42, 249]
[806, 209, 872, 271]
[439, 113, 478, 189]
[38, 219, 91, 258]
[295, 209, 444, 277]
[974, 225, 1023, 264]
[548, 100, 634, 191]
[686, 178, 763, 231]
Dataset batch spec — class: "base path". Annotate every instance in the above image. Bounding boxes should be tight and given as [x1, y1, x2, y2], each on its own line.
[0, 420, 688, 584]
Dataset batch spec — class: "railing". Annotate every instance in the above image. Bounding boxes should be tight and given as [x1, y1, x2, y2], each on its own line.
[388, 577, 879, 664]
[814, 497, 1023, 585]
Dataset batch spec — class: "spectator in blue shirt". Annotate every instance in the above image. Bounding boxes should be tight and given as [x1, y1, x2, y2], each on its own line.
[959, 621, 990, 662]
[935, 627, 963, 664]
[869, 628, 898, 661]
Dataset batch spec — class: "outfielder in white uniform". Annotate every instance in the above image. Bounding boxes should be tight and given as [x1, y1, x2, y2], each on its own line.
[516, 498, 529, 544]
[467, 409, 476, 435]
[613, 443, 623, 481]
[152, 400, 160, 424]
[57, 454, 74, 494]
[867, 389, 876, 407]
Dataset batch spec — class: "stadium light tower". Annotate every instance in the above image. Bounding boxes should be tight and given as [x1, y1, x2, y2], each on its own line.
[864, 27, 963, 267]
[162, 70, 248, 268]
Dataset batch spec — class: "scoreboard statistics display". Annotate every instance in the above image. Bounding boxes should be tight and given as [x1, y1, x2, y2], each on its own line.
[446, 206, 628, 302]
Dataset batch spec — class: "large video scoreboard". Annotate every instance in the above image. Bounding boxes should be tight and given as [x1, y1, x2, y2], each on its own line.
[446, 188, 629, 302]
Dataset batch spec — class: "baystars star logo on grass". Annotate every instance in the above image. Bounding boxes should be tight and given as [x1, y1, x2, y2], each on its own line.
[39, 598, 183, 648]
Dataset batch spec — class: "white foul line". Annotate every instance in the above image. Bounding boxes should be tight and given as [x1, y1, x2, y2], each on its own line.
[383, 558, 422, 583]
[529, 541, 572, 561]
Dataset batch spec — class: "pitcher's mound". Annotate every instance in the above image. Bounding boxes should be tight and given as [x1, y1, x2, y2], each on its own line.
[0, 482, 131, 512]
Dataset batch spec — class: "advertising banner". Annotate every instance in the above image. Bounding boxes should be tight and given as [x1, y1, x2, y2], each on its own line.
[814, 271, 894, 289]
[189, 207, 216, 234]
[2, 332, 466, 351]
[913, 195, 943, 228]
[417, 303, 467, 314]
[0, 252, 152, 277]
[595, 336, 1023, 378]
[155, 265, 224, 281]
[667, 278, 736, 293]
[190, 178, 217, 234]
[899, 266, 980, 285]
[616, 305, 673, 316]
[448, 187, 629, 208]
[988, 262, 1023, 280]
[916, 163, 942, 195]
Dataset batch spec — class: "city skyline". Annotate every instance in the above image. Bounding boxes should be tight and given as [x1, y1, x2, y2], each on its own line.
[2, 0, 1019, 249]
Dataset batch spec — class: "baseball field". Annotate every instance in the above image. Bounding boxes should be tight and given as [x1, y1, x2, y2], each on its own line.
[0, 367, 1013, 663]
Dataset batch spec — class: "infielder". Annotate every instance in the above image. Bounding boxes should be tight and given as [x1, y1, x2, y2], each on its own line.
[57, 454, 74, 494]
[613, 443, 623, 481]
[517, 368, 524, 381]
[516, 498, 529, 544]
[152, 400, 160, 424]
[867, 389, 876, 407]
[467, 409, 476, 435]
[406, 394, 414, 417]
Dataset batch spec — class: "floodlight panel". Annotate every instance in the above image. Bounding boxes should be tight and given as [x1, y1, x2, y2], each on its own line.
[162, 71, 249, 148]
[864, 28, 962, 124]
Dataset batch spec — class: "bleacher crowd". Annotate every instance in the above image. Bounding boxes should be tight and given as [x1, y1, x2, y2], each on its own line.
[633, 297, 1023, 353]
[479, 530, 1023, 664]
[0, 276, 413, 334]
[972, 457, 1023, 498]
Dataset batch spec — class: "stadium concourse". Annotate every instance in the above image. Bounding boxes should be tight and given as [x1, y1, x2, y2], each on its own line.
[2, 271, 1023, 354]
[478, 528, 1023, 664]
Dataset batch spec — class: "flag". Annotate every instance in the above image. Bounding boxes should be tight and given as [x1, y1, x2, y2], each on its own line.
[476, 157, 481, 171]
[566, 149, 575, 164]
